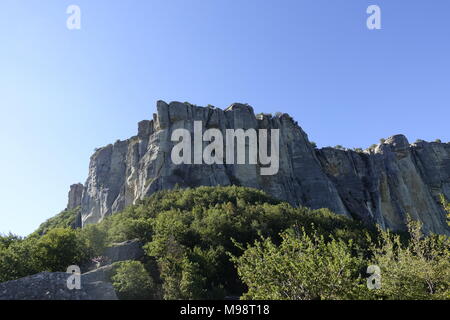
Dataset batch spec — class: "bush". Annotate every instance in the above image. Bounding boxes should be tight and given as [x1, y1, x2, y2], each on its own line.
[2, 186, 448, 300]
[0, 228, 89, 282]
[35, 228, 89, 272]
[79, 224, 109, 257]
[0, 236, 41, 282]
[111, 261, 155, 300]
[440, 195, 450, 226]
[140, 187, 370, 299]
[369, 219, 450, 300]
[232, 227, 366, 300]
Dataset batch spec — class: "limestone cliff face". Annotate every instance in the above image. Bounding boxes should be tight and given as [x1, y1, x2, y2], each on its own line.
[67, 183, 83, 210]
[316, 136, 450, 234]
[75, 101, 450, 235]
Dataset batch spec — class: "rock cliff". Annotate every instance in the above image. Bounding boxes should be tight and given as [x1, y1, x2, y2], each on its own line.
[67, 183, 83, 210]
[72, 101, 449, 235]
[0, 272, 117, 300]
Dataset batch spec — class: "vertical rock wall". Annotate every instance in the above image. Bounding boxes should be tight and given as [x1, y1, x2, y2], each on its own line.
[72, 101, 449, 235]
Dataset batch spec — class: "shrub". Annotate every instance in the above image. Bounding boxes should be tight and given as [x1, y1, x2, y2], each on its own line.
[0, 236, 41, 282]
[440, 194, 450, 226]
[35, 228, 89, 272]
[111, 261, 156, 300]
[0, 228, 89, 282]
[79, 224, 109, 257]
[369, 219, 450, 300]
[141, 187, 370, 299]
[232, 227, 366, 300]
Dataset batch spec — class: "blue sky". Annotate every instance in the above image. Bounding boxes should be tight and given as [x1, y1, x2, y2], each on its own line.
[0, 0, 449, 236]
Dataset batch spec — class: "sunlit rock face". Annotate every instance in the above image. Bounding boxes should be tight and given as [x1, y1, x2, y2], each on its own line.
[67, 183, 83, 210]
[316, 135, 450, 235]
[74, 101, 450, 235]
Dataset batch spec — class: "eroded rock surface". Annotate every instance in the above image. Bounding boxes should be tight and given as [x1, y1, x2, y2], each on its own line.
[0, 272, 117, 300]
[71, 101, 449, 235]
[104, 239, 145, 264]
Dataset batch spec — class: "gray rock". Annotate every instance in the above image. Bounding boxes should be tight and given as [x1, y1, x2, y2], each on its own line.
[0, 272, 118, 300]
[104, 239, 145, 263]
[82, 265, 115, 283]
[67, 183, 83, 210]
[316, 135, 450, 234]
[73, 101, 449, 235]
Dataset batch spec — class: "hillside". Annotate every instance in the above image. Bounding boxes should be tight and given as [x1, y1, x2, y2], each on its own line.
[1, 186, 449, 300]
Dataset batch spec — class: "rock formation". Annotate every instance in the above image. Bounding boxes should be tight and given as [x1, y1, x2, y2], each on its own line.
[67, 183, 83, 210]
[71, 101, 449, 235]
[0, 272, 118, 300]
[104, 239, 145, 264]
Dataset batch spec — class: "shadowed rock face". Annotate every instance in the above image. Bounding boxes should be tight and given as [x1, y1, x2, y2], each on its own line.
[74, 101, 449, 235]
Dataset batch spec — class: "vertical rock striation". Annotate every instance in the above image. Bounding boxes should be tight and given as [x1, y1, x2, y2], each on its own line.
[73, 101, 449, 235]
[316, 135, 450, 234]
[67, 183, 83, 210]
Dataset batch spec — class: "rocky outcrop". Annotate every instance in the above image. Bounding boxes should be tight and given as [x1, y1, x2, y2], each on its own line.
[0, 272, 118, 300]
[316, 135, 450, 234]
[71, 101, 449, 235]
[104, 240, 145, 264]
[67, 183, 83, 210]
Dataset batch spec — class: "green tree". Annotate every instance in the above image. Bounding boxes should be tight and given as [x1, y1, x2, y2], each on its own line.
[111, 261, 156, 300]
[141, 187, 369, 299]
[0, 233, 21, 249]
[35, 228, 88, 272]
[0, 236, 40, 282]
[369, 219, 450, 300]
[232, 228, 366, 300]
[440, 194, 450, 226]
[79, 223, 109, 257]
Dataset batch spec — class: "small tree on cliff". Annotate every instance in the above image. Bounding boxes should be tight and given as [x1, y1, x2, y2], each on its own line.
[440, 195, 450, 226]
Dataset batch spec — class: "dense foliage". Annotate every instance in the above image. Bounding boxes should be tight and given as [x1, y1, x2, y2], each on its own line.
[441, 194, 450, 226]
[232, 228, 367, 300]
[0, 228, 89, 282]
[110, 261, 156, 300]
[102, 186, 371, 299]
[234, 220, 449, 300]
[369, 220, 450, 299]
[0, 186, 449, 300]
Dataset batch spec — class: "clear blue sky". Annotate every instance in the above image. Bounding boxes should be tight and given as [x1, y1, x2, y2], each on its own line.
[1, 0, 449, 236]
